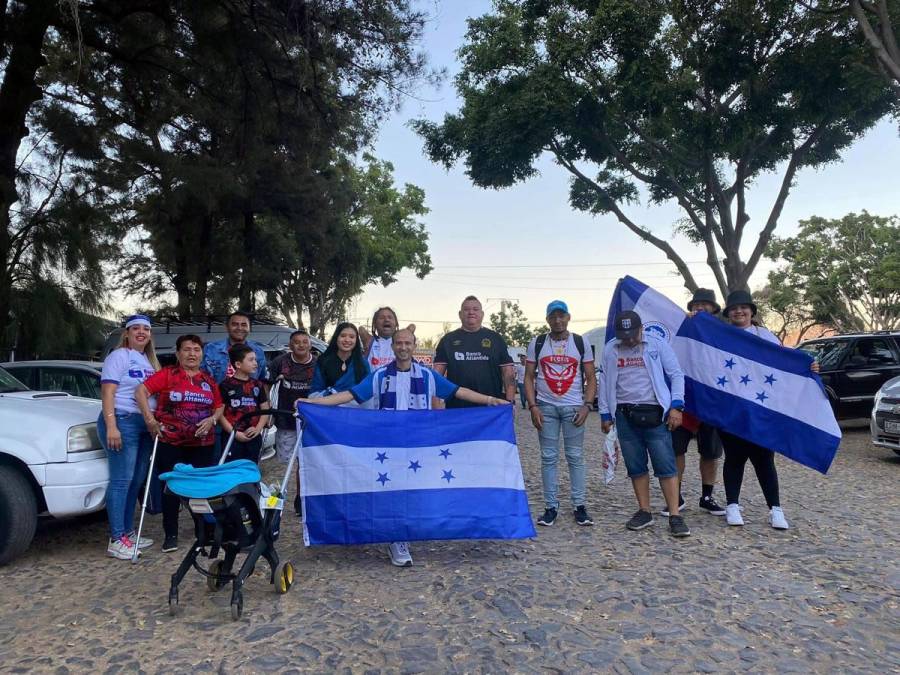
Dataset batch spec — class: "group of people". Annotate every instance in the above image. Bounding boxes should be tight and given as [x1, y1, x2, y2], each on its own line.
[97, 289, 809, 564]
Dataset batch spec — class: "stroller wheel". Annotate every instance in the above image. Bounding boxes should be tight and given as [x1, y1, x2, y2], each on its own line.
[274, 561, 294, 594]
[207, 560, 228, 592]
[230, 591, 243, 621]
[168, 588, 179, 616]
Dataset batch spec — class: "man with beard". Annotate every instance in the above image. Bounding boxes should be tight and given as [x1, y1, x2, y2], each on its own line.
[201, 311, 268, 383]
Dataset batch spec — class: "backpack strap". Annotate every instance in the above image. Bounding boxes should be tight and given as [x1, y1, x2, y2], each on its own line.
[534, 333, 547, 360]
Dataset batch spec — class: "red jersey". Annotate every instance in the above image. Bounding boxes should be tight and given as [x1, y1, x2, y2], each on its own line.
[143, 366, 223, 446]
[219, 376, 268, 432]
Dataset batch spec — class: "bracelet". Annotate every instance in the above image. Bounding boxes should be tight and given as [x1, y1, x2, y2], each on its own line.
[105, 412, 115, 417]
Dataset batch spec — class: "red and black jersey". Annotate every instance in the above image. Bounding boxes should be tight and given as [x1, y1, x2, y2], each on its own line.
[143, 366, 223, 446]
[219, 376, 268, 432]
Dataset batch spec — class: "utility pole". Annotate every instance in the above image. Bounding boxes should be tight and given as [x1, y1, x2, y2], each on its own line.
[487, 297, 519, 336]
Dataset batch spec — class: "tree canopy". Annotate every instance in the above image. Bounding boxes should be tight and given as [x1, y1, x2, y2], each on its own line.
[765, 211, 900, 333]
[489, 301, 538, 347]
[415, 0, 897, 296]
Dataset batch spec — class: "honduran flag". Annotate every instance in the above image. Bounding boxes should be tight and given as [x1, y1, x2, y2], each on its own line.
[605, 276, 841, 474]
[296, 403, 536, 545]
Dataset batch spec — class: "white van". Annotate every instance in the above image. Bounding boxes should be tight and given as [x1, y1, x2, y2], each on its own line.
[0, 366, 106, 565]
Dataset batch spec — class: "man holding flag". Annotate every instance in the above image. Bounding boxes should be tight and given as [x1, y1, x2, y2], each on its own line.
[605, 276, 840, 530]
[306, 328, 510, 566]
[598, 311, 692, 537]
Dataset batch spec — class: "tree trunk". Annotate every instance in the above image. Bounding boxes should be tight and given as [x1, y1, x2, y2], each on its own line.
[237, 210, 255, 310]
[0, 2, 56, 340]
[190, 213, 215, 315]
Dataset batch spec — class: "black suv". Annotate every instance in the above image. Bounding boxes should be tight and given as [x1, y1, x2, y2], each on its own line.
[798, 331, 900, 419]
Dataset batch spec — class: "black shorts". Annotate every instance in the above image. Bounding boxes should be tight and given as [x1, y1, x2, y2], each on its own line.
[671, 423, 723, 460]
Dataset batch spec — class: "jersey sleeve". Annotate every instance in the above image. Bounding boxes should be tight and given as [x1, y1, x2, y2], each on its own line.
[494, 334, 513, 366]
[350, 372, 376, 404]
[210, 377, 224, 408]
[100, 349, 128, 385]
[582, 339, 594, 362]
[142, 367, 169, 396]
[431, 369, 459, 400]
[525, 337, 537, 363]
[434, 335, 449, 365]
[257, 379, 269, 405]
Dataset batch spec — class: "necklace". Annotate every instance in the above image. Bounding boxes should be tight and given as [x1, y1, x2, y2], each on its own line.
[340, 360, 347, 372]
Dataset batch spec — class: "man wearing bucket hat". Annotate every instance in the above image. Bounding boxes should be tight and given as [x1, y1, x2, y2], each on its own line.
[524, 300, 597, 527]
[599, 310, 691, 537]
[667, 289, 727, 518]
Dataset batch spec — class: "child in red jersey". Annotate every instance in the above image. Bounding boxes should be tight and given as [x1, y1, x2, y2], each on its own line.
[219, 344, 270, 463]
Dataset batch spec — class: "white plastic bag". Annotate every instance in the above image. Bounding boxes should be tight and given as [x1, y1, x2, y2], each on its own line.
[602, 427, 619, 485]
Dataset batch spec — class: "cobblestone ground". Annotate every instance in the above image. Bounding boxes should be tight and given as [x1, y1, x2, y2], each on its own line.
[1, 412, 898, 674]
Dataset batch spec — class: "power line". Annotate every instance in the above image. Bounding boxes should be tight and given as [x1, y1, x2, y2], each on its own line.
[430, 260, 713, 269]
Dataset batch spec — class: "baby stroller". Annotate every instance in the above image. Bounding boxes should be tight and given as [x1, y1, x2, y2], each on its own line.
[159, 409, 300, 620]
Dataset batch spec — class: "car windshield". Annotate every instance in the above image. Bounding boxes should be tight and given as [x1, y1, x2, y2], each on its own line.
[0, 366, 29, 393]
[798, 339, 851, 369]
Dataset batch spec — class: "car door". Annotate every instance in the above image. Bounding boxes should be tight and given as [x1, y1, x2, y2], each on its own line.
[838, 337, 900, 417]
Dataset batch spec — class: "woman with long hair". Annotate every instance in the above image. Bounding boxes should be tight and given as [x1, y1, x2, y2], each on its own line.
[98, 315, 161, 560]
[311, 322, 371, 396]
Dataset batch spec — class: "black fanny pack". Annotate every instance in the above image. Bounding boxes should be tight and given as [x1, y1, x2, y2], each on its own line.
[621, 403, 664, 428]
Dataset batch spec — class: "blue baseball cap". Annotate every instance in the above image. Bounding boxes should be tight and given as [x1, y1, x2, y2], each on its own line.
[546, 300, 569, 317]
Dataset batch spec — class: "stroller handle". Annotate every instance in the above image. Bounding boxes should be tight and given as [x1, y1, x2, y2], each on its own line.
[235, 408, 298, 423]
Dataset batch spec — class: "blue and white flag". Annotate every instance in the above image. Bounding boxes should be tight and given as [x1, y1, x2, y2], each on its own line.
[297, 403, 536, 545]
[605, 276, 841, 474]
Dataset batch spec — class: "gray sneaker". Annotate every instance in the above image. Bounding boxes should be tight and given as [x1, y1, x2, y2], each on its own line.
[668, 515, 691, 537]
[388, 541, 413, 567]
[626, 509, 654, 531]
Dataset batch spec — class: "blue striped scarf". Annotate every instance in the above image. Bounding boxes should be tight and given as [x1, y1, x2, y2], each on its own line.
[377, 361, 432, 410]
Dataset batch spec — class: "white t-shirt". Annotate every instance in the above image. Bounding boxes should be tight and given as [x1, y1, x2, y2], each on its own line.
[101, 348, 157, 414]
[743, 324, 781, 345]
[514, 362, 526, 384]
[527, 334, 593, 406]
[366, 336, 395, 370]
[614, 343, 657, 406]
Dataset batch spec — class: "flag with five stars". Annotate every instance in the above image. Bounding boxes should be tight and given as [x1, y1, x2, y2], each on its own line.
[296, 403, 536, 545]
[605, 276, 841, 474]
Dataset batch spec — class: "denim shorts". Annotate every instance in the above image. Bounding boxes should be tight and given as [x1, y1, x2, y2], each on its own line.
[615, 410, 677, 479]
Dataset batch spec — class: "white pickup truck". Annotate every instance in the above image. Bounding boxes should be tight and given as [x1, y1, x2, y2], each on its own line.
[0, 366, 107, 565]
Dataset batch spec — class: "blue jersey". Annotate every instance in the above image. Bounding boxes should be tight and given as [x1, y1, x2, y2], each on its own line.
[201, 338, 268, 383]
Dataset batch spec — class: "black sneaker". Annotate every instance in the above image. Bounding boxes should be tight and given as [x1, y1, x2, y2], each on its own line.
[162, 535, 178, 552]
[537, 508, 558, 526]
[574, 506, 594, 526]
[698, 495, 726, 516]
[661, 496, 686, 517]
[294, 494, 303, 518]
[669, 515, 691, 537]
[626, 509, 654, 531]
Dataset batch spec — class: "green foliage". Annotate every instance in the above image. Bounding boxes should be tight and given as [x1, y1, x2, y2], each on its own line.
[765, 211, 900, 332]
[489, 301, 538, 347]
[415, 0, 897, 295]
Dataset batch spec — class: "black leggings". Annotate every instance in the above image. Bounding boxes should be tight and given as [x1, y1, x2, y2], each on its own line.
[719, 431, 780, 508]
[156, 442, 217, 538]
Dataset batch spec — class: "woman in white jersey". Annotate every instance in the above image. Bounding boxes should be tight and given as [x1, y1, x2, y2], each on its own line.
[718, 291, 817, 531]
[98, 315, 160, 559]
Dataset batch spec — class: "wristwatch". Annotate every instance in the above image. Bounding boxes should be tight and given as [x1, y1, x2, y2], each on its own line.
[672, 406, 684, 412]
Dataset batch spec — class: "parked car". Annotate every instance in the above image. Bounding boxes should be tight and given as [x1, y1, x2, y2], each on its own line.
[1, 360, 103, 399]
[0, 366, 106, 565]
[797, 332, 900, 419]
[870, 376, 900, 456]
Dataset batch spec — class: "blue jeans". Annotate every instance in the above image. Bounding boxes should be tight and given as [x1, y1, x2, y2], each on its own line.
[614, 411, 677, 479]
[98, 412, 152, 539]
[517, 383, 527, 408]
[538, 404, 586, 509]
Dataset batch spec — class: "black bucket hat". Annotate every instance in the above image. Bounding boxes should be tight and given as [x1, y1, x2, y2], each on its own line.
[687, 288, 720, 314]
[723, 290, 757, 317]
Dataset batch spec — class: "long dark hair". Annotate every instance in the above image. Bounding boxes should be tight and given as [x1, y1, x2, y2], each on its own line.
[318, 322, 367, 387]
[371, 306, 399, 337]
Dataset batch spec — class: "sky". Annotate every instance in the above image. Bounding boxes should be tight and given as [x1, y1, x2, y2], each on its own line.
[346, 0, 900, 342]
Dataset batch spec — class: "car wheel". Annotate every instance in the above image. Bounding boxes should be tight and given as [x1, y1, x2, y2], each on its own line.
[0, 465, 38, 566]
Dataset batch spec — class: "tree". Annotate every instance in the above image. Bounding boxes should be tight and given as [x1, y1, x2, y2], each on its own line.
[267, 155, 432, 337]
[415, 1, 896, 297]
[766, 211, 900, 332]
[489, 301, 537, 347]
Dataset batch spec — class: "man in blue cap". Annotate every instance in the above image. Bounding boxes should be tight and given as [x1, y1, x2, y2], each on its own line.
[524, 300, 597, 527]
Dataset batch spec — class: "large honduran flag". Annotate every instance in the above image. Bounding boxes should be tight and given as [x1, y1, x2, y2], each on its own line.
[605, 276, 841, 474]
[296, 403, 536, 546]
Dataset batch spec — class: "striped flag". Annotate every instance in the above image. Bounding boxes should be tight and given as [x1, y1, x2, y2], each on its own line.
[297, 403, 536, 545]
[605, 276, 841, 473]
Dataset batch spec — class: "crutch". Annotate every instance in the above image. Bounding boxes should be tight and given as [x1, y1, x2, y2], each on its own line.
[132, 434, 160, 564]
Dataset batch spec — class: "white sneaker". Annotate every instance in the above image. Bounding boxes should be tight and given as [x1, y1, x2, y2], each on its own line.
[388, 541, 413, 567]
[725, 503, 744, 526]
[106, 536, 139, 560]
[768, 506, 789, 530]
[126, 532, 154, 549]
